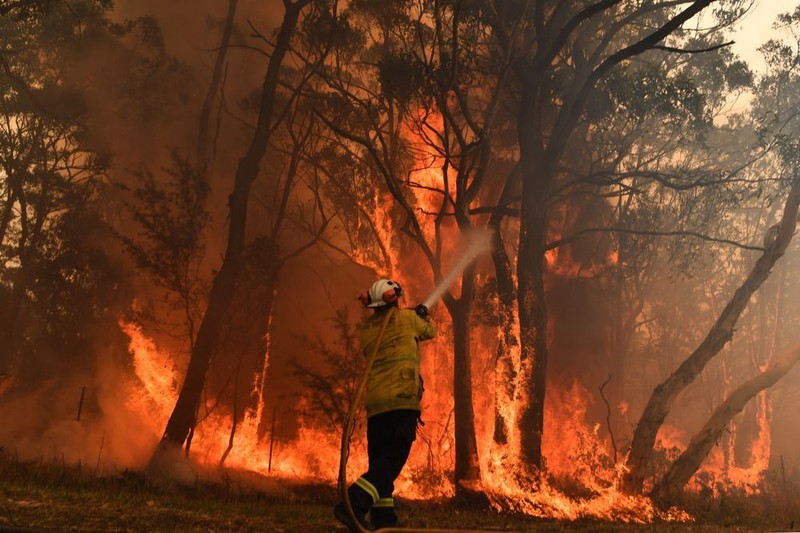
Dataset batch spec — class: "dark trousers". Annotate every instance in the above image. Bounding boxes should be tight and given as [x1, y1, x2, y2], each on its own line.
[348, 409, 418, 527]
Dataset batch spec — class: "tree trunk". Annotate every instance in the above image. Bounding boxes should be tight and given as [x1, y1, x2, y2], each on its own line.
[515, 81, 554, 471]
[1, 175, 48, 367]
[488, 166, 520, 447]
[201, 257, 280, 438]
[446, 264, 481, 494]
[197, 0, 238, 165]
[622, 180, 800, 494]
[515, 197, 549, 472]
[253, 279, 278, 438]
[0, 186, 15, 249]
[491, 226, 518, 446]
[651, 342, 800, 504]
[157, 0, 309, 451]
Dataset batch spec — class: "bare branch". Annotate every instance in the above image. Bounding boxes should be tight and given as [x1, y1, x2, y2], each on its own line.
[540, 0, 624, 71]
[546, 226, 765, 252]
[652, 40, 734, 54]
[599, 374, 618, 464]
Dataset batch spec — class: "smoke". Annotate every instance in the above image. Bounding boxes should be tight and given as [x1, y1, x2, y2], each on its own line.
[0, 338, 162, 471]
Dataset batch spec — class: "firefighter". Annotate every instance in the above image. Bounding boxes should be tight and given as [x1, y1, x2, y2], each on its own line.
[334, 278, 436, 531]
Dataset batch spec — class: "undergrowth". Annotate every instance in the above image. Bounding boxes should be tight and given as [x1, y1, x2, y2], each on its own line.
[0, 450, 795, 532]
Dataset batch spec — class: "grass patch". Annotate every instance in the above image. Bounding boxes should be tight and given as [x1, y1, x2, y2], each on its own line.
[0, 452, 793, 532]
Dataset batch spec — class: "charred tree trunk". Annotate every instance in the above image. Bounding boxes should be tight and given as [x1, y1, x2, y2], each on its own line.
[652, 342, 800, 504]
[622, 180, 800, 494]
[226, 250, 280, 440]
[515, 193, 549, 472]
[157, 0, 310, 452]
[489, 166, 519, 446]
[445, 263, 482, 493]
[253, 277, 278, 437]
[491, 226, 518, 446]
[515, 75, 557, 472]
[203, 255, 280, 440]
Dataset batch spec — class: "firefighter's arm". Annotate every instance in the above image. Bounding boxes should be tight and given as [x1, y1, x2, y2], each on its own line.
[411, 307, 436, 340]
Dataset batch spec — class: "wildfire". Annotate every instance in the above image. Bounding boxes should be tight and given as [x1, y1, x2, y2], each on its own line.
[115, 312, 779, 523]
[118, 319, 450, 496]
[121, 321, 179, 429]
[483, 381, 691, 522]
[697, 390, 772, 495]
[105, 99, 776, 524]
[352, 190, 402, 276]
[404, 108, 453, 218]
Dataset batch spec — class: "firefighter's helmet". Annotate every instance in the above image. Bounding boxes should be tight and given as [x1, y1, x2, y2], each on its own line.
[360, 279, 403, 308]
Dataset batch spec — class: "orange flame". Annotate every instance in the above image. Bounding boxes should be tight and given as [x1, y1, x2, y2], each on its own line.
[122, 317, 790, 520]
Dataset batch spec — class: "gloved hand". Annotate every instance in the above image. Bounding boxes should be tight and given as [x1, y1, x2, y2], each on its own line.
[414, 304, 429, 318]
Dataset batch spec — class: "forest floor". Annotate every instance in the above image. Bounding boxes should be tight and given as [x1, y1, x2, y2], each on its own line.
[0, 453, 794, 532]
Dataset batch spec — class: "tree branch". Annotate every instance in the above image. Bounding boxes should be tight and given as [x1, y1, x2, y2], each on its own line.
[546, 226, 765, 252]
[652, 40, 734, 54]
[599, 374, 618, 464]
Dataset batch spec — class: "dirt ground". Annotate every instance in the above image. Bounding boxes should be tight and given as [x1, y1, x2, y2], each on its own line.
[0, 493, 769, 533]
[0, 456, 788, 532]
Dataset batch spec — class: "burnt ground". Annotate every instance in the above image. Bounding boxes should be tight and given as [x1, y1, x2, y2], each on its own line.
[0, 455, 792, 532]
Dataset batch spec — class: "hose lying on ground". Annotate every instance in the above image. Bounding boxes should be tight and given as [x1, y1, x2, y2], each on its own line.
[337, 306, 516, 533]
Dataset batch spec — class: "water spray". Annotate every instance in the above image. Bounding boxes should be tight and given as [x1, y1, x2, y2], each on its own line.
[339, 229, 506, 533]
[421, 229, 494, 311]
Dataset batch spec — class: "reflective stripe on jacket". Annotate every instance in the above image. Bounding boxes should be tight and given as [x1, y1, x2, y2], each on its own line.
[361, 307, 436, 417]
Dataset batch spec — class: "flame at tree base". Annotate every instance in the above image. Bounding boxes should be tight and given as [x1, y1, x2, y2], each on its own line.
[481, 381, 691, 523]
[483, 467, 692, 523]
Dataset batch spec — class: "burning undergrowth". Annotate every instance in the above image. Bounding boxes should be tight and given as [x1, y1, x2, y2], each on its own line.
[0, 289, 786, 525]
[97, 317, 702, 519]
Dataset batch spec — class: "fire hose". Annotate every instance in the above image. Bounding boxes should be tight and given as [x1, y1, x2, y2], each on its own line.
[337, 232, 513, 533]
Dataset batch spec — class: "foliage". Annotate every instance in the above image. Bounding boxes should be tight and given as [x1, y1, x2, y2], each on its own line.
[290, 306, 364, 437]
[120, 152, 210, 348]
[0, 0, 121, 381]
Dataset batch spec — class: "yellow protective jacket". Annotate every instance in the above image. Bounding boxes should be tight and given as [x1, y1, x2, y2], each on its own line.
[361, 307, 436, 418]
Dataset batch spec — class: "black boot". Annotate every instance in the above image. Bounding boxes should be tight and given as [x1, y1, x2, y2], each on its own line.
[333, 502, 372, 532]
[334, 483, 375, 532]
[371, 506, 398, 530]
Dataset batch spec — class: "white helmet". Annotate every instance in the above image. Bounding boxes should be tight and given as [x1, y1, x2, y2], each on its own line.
[361, 279, 403, 308]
